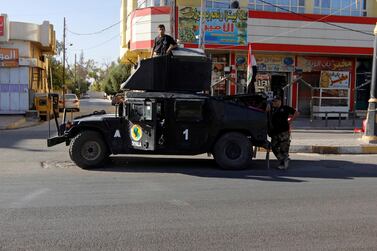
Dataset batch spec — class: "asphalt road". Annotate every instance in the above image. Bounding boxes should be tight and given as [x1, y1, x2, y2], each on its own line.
[1, 99, 377, 250]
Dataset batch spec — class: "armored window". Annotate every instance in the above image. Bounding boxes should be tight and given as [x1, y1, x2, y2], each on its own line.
[175, 100, 204, 122]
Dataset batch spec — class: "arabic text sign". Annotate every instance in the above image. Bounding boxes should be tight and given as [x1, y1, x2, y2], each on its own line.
[0, 48, 19, 67]
[297, 56, 353, 72]
[320, 71, 350, 88]
[0, 16, 4, 36]
[178, 7, 248, 45]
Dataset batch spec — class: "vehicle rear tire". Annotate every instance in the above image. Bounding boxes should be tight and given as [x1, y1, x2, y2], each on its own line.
[213, 132, 252, 170]
[69, 131, 109, 169]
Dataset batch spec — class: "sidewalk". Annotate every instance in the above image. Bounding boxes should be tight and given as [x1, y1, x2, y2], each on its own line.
[0, 115, 40, 130]
[290, 130, 377, 154]
[292, 117, 364, 130]
[289, 117, 377, 154]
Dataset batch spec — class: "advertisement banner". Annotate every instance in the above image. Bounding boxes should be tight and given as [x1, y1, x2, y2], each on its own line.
[178, 7, 248, 45]
[0, 16, 4, 36]
[0, 48, 19, 67]
[297, 56, 353, 72]
[319, 71, 350, 88]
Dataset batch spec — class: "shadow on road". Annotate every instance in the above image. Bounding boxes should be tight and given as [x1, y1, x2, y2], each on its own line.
[87, 156, 377, 183]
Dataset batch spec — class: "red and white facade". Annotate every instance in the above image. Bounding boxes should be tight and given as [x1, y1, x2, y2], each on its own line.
[121, 6, 377, 115]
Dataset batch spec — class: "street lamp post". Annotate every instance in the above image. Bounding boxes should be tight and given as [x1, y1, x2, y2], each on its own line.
[363, 23, 377, 144]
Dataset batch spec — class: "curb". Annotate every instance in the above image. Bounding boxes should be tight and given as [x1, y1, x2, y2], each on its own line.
[1, 118, 41, 130]
[290, 145, 377, 154]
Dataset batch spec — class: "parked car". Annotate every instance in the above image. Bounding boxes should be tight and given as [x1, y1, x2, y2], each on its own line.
[59, 94, 80, 112]
[81, 93, 90, 99]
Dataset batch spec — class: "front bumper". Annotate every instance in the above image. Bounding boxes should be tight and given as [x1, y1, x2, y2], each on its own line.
[47, 135, 67, 147]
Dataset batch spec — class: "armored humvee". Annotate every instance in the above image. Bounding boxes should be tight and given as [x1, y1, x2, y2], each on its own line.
[48, 48, 268, 170]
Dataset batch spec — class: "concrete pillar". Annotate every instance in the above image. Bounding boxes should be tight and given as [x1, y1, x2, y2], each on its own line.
[363, 23, 377, 144]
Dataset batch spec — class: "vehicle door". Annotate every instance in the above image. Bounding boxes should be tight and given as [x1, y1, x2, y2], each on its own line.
[171, 99, 209, 152]
[126, 100, 156, 151]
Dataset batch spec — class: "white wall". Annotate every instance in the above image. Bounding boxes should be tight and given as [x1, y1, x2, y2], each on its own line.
[0, 67, 29, 114]
[131, 13, 171, 48]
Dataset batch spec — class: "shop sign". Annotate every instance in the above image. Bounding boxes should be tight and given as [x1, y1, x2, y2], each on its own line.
[297, 56, 353, 72]
[255, 73, 271, 92]
[320, 71, 350, 88]
[255, 55, 295, 72]
[178, 7, 248, 45]
[0, 48, 19, 67]
[0, 16, 4, 36]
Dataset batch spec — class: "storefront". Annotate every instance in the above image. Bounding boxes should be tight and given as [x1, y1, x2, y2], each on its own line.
[121, 4, 377, 115]
[295, 56, 355, 117]
[254, 54, 295, 101]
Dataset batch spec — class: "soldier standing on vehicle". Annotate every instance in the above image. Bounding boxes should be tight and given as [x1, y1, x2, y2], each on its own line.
[150, 24, 177, 57]
[266, 95, 299, 170]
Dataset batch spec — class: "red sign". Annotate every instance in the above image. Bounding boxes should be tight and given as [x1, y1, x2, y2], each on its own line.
[0, 16, 4, 36]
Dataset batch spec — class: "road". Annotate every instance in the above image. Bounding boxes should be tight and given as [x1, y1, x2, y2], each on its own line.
[1, 99, 377, 250]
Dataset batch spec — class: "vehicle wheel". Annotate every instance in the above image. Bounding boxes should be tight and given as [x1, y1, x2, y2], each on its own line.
[213, 132, 252, 170]
[69, 131, 109, 169]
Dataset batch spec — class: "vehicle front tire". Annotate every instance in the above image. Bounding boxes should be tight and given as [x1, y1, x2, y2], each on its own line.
[69, 131, 109, 169]
[213, 132, 252, 170]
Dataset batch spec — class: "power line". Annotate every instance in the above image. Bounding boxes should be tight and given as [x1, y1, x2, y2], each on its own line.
[67, 21, 121, 36]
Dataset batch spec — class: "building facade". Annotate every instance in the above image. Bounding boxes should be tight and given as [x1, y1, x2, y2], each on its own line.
[120, 0, 377, 116]
[0, 14, 56, 114]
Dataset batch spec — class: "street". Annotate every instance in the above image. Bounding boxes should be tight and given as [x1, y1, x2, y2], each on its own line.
[1, 99, 377, 250]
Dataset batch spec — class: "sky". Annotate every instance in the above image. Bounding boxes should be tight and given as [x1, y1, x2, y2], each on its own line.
[1, 0, 121, 66]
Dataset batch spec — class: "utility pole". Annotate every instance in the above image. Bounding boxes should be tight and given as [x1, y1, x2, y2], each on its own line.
[75, 53, 79, 95]
[363, 23, 377, 144]
[62, 17, 66, 108]
[170, 0, 176, 39]
[198, 0, 206, 50]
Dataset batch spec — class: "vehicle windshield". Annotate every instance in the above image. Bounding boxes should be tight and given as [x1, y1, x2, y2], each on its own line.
[65, 94, 77, 99]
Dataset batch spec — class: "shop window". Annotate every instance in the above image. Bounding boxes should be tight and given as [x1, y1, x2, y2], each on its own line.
[206, 0, 232, 8]
[313, 0, 366, 16]
[248, 0, 305, 13]
[210, 53, 229, 84]
[137, 0, 171, 8]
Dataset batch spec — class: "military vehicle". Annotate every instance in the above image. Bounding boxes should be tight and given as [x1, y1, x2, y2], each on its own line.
[48, 48, 269, 170]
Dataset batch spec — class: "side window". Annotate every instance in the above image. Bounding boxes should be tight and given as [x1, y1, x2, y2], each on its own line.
[129, 102, 153, 121]
[175, 100, 204, 122]
[130, 104, 144, 121]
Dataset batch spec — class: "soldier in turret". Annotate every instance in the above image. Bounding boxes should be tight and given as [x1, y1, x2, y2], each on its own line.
[150, 24, 177, 57]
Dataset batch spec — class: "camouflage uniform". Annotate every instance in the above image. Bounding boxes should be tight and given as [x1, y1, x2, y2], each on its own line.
[271, 130, 291, 163]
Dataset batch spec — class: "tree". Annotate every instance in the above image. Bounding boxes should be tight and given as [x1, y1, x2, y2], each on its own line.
[100, 61, 131, 94]
[48, 56, 73, 91]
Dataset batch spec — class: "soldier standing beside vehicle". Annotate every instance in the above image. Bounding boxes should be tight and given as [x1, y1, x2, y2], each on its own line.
[150, 24, 177, 57]
[266, 95, 299, 170]
[111, 93, 124, 117]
